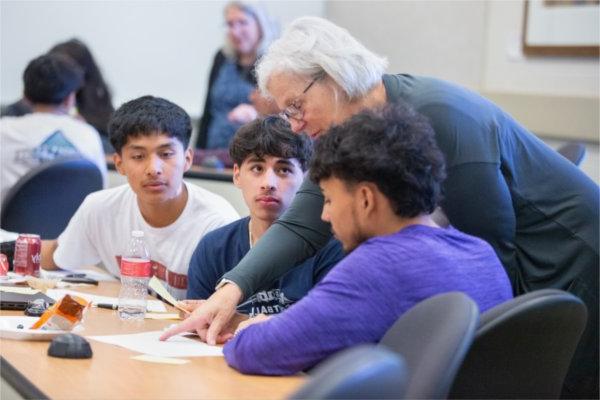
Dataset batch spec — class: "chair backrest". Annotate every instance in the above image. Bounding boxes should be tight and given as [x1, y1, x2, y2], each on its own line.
[1, 157, 103, 239]
[557, 142, 586, 166]
[448, 289, 587, 399]
[379, 292, 479, 399]
[289, 344, 407, 400]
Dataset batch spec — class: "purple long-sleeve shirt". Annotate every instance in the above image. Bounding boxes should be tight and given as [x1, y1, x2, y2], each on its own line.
[223, 225, 513, 375]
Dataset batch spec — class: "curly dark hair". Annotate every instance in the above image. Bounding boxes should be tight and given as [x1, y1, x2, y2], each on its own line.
[229, 115, 313, 171]
[310, 102, 446, 217]
[23, 53, 83, 105]
[108, 96, 191, 154]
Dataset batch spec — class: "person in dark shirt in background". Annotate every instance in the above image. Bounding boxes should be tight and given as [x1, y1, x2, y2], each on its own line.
[184, 116, 343, 330]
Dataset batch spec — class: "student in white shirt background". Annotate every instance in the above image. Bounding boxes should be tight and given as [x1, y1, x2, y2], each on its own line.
[41, 95, 239, 299]
[0, 53, 107, 206]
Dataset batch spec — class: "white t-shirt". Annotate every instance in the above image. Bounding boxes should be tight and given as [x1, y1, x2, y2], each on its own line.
[0, 113, 108, 205]
[54, 182, 239, 299]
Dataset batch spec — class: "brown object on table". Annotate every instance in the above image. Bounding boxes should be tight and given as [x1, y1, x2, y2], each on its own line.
[30, 294, 88, 330]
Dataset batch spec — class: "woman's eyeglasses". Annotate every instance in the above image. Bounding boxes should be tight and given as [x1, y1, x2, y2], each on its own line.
[280, 75, 321, 121]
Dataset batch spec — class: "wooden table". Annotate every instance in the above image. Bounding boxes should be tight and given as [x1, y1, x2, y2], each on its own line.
[1, 283, 304, 399]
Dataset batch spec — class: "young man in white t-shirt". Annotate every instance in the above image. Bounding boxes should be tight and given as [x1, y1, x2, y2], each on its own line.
[0, 53, 107, 205]
[42, 96, 239, 299]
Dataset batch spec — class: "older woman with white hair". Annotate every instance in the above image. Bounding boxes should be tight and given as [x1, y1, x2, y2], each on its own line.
[168, 16, 598, 397]
[195, 1, 279, 149]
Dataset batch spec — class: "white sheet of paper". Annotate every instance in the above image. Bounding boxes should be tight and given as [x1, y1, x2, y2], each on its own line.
[145, 313, 180, 320]
[40, 269, 117, 282]
[0, 286, 39, 295]
[131, 354, 190, 364]
[46, 289, 116, 304]
[88, 330, 223, 357]
[146, 301, 168, 313]
[0, 273, 28, 284]
[0, 229, 19, 242]
[46, 289, 167, 313]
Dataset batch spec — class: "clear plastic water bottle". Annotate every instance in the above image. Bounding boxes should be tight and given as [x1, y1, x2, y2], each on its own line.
[118, 230, 151, 321]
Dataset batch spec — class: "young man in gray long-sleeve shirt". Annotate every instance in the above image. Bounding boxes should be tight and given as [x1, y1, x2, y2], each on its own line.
[221, 103, 512, 375]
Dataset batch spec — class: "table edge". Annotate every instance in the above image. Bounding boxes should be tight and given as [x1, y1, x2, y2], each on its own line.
[1, 355, 49, 400]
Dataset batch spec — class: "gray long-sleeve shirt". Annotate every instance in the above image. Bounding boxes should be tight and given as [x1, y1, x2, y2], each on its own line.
[224, 73, 598, 298]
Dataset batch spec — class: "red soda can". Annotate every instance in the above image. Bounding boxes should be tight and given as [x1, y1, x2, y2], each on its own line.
[13, 234, 41, 277]
[0, 253, 8, 276]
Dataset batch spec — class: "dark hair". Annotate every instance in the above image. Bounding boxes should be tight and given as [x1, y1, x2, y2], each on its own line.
[108, 96, 192, 154]
[229, 116, 313, 171]
[49, 38, 114, 136]
[23, 53, 83, 105]
[310, 103, 446, 217]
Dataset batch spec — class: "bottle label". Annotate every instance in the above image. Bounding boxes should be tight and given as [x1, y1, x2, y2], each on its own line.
[120, 258, 151, 277]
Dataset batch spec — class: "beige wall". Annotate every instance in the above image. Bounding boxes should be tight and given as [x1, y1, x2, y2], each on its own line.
[326, 0, 487, 90]
[3, 1, 596, 141]
[0, 1, 325, 117]
[326, 0, 599, 142]
[483, 0, 598, 97]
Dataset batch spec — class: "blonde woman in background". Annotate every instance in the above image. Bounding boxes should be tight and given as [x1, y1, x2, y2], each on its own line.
[195, 1, 279, 150]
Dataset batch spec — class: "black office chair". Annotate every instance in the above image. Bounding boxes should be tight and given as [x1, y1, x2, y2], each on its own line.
[557, 142, 586, 166]
[1, 157, 103, 239]
[289, 344, 407, 400]
[448, 289, 587, 399]
[379, 292, 479, 399]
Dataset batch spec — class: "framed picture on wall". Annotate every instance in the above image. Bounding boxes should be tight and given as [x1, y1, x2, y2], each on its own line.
[522, 0, 600, 56]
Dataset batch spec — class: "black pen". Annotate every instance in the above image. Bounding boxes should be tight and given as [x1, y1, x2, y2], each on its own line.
[96, 303, 118, 310]
[62, 277, 99, 285]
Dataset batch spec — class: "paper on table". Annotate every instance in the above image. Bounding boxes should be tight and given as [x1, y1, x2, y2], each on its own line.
[131, 354, 190, 365]
[88, 330, 223, 357]
[41, 269, 117, 282]
[46, 289, 167, 313]
[0, 273, 28, 284]
[146, 301, 169, 313]
[145, 313, 180, 320]
[148, 276, 189, 314]
[47, 289, 117, 305]
[148, 277, 177, 306]
[0, 229, 19, 242]
[0, 286, 39, 295]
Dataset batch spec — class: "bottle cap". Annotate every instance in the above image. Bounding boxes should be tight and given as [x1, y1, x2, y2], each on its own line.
[132, 230, 144, 238]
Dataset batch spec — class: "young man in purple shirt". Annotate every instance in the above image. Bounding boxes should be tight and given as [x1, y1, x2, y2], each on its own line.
[196, 103, 512, 375]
